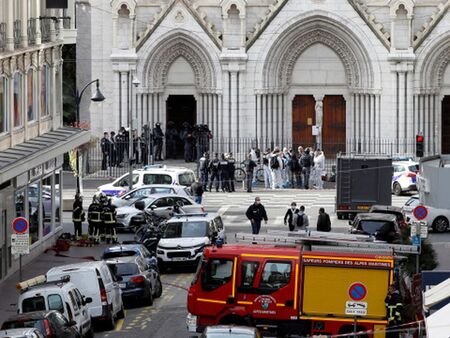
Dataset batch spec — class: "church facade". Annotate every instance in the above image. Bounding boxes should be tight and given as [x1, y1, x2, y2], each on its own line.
[77, 0, 450, 156]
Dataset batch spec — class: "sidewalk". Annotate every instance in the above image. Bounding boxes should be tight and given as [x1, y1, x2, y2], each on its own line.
[0, 239, 109, 325]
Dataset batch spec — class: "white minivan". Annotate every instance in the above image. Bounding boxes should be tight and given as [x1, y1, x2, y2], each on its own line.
[17, 276, 92, 337]
[46, 261, 124, 330]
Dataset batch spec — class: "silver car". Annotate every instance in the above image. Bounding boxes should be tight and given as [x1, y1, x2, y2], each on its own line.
[0, 328, 44, 338]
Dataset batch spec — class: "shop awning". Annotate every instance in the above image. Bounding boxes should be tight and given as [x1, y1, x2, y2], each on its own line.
[0, 127, 90, 183]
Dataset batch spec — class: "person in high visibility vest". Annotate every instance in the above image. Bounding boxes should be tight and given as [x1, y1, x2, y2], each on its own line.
[87, 194, 102, 243]
[102, 197, 118, 244]
[72, 193, 84, 240]
[385, 284, 403, 338]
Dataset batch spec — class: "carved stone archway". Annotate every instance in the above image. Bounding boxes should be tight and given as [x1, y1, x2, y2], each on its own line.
[419, 34, 450, 90]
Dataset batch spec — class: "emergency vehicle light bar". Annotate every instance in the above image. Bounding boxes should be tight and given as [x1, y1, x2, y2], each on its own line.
[16, 275, 71, 292]
[235, 230, 420, 255]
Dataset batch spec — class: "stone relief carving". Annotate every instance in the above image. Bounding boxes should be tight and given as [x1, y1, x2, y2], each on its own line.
[174, 10, 185, 23]
[431, 45, 450, 88]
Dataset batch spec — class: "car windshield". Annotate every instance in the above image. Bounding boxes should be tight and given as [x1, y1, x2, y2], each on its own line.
[110, 263, 140, 276]
[371, 210, 403, 222]
[1, 319, 44, 331]
[406, 198, 420, 207]
[103, 250, 137, 259]
[143, 174, 172, 185]
[132, 197, 155, 207]
[162, 222, 208, 238]
[359, 220, 394, 234]
[408, 165, 419, 173]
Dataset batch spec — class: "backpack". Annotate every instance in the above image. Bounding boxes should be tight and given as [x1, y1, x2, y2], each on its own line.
[270, 156, 280, 169]
[302, 154, 312, 168]
[297, 213, 304, 228]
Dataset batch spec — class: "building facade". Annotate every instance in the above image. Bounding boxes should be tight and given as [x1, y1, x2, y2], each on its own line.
[0, 0, 88, 281]
[78, 0, 450, 157]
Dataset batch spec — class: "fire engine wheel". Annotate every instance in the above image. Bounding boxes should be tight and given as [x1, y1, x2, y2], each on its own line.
[433, 216, 449, 233]
[393, 182, 402, 196]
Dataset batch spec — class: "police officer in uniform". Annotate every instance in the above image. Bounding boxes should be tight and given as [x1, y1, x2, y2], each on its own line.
[72, 193, 84, 240]
[208, 153, 220, 192]
[227, 152, 236, 192]
[102, 197, 118, 244]
[153, 122, 164, 161]
[219, 153, 230, 192]
[88, 194, 102, 243]
[199, 152, 210, 191]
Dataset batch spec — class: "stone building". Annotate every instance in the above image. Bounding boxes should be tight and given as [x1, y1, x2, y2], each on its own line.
[78, 0, 450, 157]
[0, 0, 89, 281]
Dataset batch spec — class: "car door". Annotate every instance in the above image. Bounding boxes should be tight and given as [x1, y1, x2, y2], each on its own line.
[138, 258, 156, 290]
[148, 198, 173, 218]
[104, 266, 122, 314]
[73, 288, 90, 334]
[66, 291, 81, 332]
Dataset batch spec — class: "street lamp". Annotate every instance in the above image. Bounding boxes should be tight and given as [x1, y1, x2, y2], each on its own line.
[129, 76, 141, 190]
[75, 79, 105, 194]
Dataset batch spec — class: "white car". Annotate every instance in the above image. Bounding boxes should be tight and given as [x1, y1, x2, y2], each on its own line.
[111, 184, 192, 208]
[403, 196, 450, 233]
[116, 194, 203, 230]
[46, 261, 124, 330]
[97, 165, 196, 197]
[392, 161, 419, 195]
[0, 329, 44, 338]
[157, 213, 225, 267]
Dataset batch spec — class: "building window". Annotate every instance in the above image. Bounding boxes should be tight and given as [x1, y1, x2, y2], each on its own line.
[0, 77, 8, 133]
[40, 65, 50, 117]
[15, 189, 26, 218]
[13, 73, 23, 128]
[27, 69, 36, 122]
[55, 170, 61, 228]
[28, 181, 41, 244]
[42, 175, 52, 237]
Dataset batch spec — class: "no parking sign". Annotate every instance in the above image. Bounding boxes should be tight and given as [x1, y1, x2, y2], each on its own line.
[11, 217, 30, 255]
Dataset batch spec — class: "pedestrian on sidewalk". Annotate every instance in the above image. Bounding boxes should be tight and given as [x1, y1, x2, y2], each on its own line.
[297, 205, 309, 230]
[191, 179, 204, 204]
[300, 148, 313, 189]
[317, 207, 331, 232]
[72, 193, 84, 240]
[262, 148, 272, 189]
[284, 202, 299, 231]
[245, 197, 268, 235]
[245, 154, 257, 193]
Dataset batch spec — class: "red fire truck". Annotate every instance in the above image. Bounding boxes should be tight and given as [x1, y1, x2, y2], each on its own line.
[187, 231, 419, 337]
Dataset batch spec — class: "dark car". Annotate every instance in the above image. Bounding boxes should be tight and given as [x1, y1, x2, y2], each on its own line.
[105, 256, 162, 306]
[1, 311, 79, 338]
[101, 244, 158, 271]
[350, 213, 401, 243]
[369, 205, 409, 228]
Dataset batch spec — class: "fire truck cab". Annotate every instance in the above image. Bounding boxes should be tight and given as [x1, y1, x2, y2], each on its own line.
[187, 244, 394, 337]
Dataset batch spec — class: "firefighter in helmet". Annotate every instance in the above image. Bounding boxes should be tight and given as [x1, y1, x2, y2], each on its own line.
[72, 193, 84, 240]
[88, 194, 102, 243]
[101, 195, 118, 244]
[385, 283, 403, 338]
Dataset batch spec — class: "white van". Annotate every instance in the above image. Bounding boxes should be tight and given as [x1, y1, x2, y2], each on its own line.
[17, 275, 92, 337]
[46, 261, 124, 330]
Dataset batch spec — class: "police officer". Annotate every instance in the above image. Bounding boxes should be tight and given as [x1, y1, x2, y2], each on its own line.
[385, 284, 403, 338]
[199, 152, 210, 191]
[153, 122, 164, 161]
[219, 153, 230, 192]
[227, 152, 236, 192]
[87, 194, 102, 243]
[103, 197, 118, 244]
[72, 193, 84, 240]
[209, 153, 220, 192]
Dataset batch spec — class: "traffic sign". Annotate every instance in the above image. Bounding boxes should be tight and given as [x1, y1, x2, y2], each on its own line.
[413, 205, 428, 221]
[11, 234, 30, 255]
[345, 301, 368, 316]
[348, 283, 367, 301]
[12, 217, 29, 234]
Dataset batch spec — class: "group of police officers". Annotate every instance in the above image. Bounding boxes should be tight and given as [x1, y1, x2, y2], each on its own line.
[72, 193, 119, 244]
[199, 152, 237, 192]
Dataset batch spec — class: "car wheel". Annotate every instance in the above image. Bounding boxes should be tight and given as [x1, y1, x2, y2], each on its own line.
[84, 327, 94, 338]
[116, 304, 125, 319]
[432, 217, 449, 233]
[154, 277, 163, 298]
[144, 287, 154, 306]
[393, 183, 402, 196]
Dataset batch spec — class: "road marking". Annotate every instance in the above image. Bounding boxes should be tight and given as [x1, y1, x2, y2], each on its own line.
[115, 311, 126, 331]
[217, 205, 230, 215]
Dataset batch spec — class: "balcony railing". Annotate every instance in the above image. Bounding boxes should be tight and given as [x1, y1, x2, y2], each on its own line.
[13, 19, 21, 49]
[28, 18, 36, 46]
[40, 18, 51, 43]
[0, 23, 6, 52]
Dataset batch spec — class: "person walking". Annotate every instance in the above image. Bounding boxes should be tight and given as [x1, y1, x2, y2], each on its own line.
[191, 179, 204, 204]
[313, 150, 325, 189]
[153, 122, 164, 161]
[284, 202, 299, 231]
[109, 131, 117, 167]
[262, 149, 272, 189]
[300, 148, 313, 189]
[245, 197, 268, 234]
[227, 152, 236, 192]
[209, 153, 220, 192]
[297, 205, 309, 230]
[72, 193, 84, 240]
[245, 154, 257, 193]
[385, 284, 403, 338]
[100, 132, 111, 170]
[270, 148, 283, 189]
[199, 152, 210, 191]
[219, 153, 229, 192]
[317, 207, 331, 232]
[287, 153, 299, 188]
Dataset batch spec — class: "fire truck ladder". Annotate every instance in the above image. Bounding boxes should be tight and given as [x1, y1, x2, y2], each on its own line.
[234, 230, 420, 255]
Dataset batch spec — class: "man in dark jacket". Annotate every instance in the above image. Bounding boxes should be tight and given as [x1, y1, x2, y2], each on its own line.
[153, 122, 164, 161]
[72, 193, 84, 240]
[300, 148, 313, 189]
[245, 154, 257, 193]
[284, 202, 299, 231]
[191, 180, 204, 204]
[101, 132, 111, 170]
[385, 284, 403, 338]
[317, 207, 331, 232]
[245, 197, 268, 234]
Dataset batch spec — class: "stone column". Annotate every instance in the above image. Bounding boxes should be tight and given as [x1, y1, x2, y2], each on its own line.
[21, 0, 28, 47]
[6, 0, 14, 51]
[112, 16, 118, 48]
[120, 71, 128, 126]
[314, 95, 324, 151]
[50, 9, 57, 42]
[230, 71, 238, 139]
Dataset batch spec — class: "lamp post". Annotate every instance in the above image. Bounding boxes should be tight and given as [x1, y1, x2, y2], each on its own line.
[129, 76, 141, 190]
[75, 79, 105, 194]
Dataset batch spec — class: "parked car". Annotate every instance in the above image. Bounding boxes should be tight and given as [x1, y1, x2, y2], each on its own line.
[392, 161, 419, 195]
[115, 194, 203, 230]
[97, 166, 196, 196]
[349, 213, 401, 243]
[101, 244, 158, 270]
[403, 196, 450, 233]
[201, 325, 262, 338]
[0, 328, 44, 338]
[157, 213, 225, 268]
[105, 256, 162, 306]
[16, 276, 92, 337]
[111, 184, 192, 208]
[368, 205, 408, 228]
[1, 311, 79, 338]
[46, 261, 124, 330]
